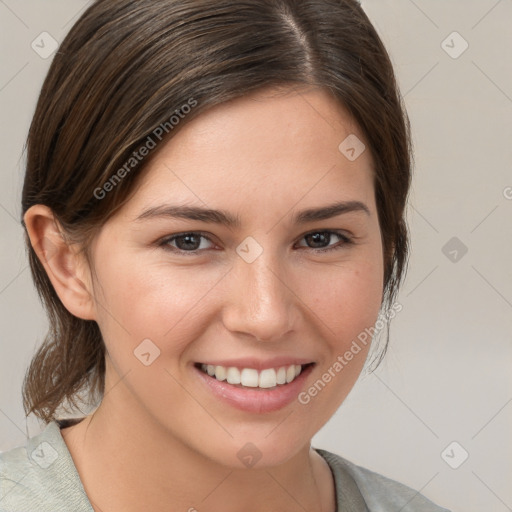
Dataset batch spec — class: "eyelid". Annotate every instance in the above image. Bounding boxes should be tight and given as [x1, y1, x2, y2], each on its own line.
[158, 229, 354, 255]
[159, 231, 217, 251]
[295, 230, 353, 252]
[299, 228, 353, 241]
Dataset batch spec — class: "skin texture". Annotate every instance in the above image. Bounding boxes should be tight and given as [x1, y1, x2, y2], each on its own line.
[24, 85, 384, 512]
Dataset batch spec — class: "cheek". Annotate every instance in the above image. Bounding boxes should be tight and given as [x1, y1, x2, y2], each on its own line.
[302, 256, 384, 343]
[296, 259, 383, 412]
[91, 253, 222, 356]
[93, 242, 383, 351]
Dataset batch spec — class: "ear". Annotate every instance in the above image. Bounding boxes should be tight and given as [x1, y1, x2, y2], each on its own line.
[23, 204, 97, 321]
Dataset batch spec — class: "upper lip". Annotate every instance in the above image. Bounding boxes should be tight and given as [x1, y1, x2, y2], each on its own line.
[195, 357, 315, 371]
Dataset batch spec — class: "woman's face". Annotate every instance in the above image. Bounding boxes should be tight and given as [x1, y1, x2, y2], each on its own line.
[84, 86, 384, 467]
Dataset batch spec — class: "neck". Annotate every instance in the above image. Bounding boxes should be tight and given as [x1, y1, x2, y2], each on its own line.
[60, 391, 335, 512]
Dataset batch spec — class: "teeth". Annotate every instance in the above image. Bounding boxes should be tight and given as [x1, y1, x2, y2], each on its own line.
[241, 368, 259, 387]
[226, 367, 241, 385]
[214, 366, 226, 381]
[199, 363, 305, 389]
[259, 368, 276, 388]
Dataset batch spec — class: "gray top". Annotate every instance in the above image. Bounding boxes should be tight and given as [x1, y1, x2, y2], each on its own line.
[0, 420, 451, 511]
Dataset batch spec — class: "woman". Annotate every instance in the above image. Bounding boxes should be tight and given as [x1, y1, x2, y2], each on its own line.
[0, 1, 450, 510]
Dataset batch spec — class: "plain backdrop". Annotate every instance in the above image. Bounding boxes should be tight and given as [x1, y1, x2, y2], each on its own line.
[1, 2, 511, 511]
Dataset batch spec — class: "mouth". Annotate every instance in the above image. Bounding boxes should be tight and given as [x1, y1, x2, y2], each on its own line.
[193, 361, 316, 413]
[194, 362, 315, 390]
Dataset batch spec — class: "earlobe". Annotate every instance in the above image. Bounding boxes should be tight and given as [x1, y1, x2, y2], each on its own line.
[23, 204, 97, 321]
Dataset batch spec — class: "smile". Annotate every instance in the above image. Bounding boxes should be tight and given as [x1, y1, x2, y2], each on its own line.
[193, 359, 316, 413]
[196, 363, 313, 389]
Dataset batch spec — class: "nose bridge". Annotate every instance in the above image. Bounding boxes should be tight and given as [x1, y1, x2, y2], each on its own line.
[224, 244, 295, 341]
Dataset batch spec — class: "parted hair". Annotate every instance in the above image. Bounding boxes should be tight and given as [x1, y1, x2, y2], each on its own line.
[21, 0, 413, 424]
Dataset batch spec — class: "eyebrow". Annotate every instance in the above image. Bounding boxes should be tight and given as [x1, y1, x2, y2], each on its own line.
[134, 200, 370, 228]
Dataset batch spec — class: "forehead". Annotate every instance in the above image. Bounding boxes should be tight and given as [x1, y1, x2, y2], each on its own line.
[120, 86, 375, 220]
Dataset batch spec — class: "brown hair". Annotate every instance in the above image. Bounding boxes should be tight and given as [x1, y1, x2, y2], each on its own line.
[21, 0, 413, 424]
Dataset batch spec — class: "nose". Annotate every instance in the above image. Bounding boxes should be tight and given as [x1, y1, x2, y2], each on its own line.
[221, 252, 297, 342]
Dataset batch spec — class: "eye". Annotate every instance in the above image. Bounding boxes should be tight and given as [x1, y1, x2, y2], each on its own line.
[158, 230, 352, 256]
[160, 232, 215, 254]
[295, 230, 352, 253]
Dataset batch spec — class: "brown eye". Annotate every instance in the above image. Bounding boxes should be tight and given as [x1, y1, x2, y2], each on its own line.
[296, 231, 352, 253]
[160, 232, 214, 254]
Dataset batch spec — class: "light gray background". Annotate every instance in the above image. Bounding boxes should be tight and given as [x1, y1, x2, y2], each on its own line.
[1, 1, 511, 511]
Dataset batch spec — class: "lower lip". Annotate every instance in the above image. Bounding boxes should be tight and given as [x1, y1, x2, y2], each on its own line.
[194, 364, 315, 414]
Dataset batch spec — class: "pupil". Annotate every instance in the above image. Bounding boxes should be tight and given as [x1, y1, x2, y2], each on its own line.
[308, 232, 329, 248]
[178, 234, 200, 250]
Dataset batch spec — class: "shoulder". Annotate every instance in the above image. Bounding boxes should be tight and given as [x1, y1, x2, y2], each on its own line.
[0, 420, 93, 512]
[316, 448, 452, 512]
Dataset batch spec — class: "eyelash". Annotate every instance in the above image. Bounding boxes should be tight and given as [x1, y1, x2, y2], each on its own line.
[158, 230, 353, 256]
